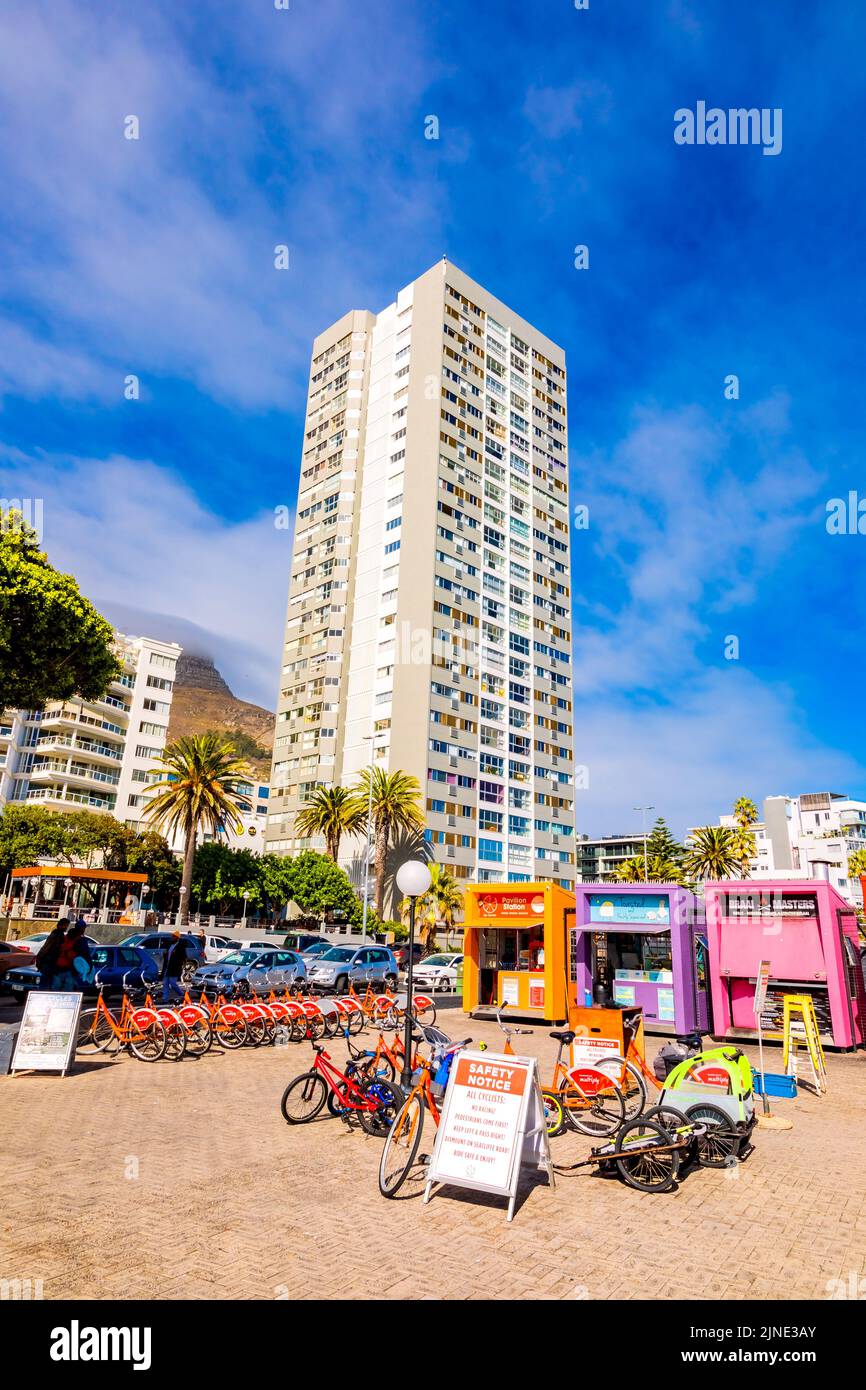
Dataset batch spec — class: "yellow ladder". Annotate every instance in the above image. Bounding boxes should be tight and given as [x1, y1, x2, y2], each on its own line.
[782, 994, 827, 1095]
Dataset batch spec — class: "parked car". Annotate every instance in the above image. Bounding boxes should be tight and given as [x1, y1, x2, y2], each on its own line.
[12, 930, 99, 958]
[306, 945, 398, 995]
[5, 944, 160, 1001]
[298, 938, 353, 965]
[190, 933, 237, 963]
[413, 952, 463, 992]
[392, 940, 426, 973]
[191, 948, 306, 996]
[0, 939, 37, 990]
[282, 931, 325, 953]
[119, 931, 205, 980]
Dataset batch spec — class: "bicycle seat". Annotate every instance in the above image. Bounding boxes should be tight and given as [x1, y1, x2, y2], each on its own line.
[549, 1029, 575, 1044]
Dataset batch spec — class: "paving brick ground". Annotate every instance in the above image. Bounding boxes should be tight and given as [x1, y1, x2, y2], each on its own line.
[1, 1003, 865, 1301]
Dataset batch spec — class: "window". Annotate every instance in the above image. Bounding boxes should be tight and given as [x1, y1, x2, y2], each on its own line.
[479, 838, 503, 863]
[142, 698, 170, 715]
[146, 675, 174, 692]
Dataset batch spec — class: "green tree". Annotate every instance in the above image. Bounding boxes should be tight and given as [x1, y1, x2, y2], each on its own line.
[354, 768, 425, 917]
[267, 851, 363, 927]
[0, 804, 67, 878]
[684, 826, 741, 880]
[645, 817, 686, 867]
[192, 842, 263, 915]
[614, 855, 649, 883]
[294, 785, 366, 861]
[0, 510, 120, 709]
[144, 734, 252, 924]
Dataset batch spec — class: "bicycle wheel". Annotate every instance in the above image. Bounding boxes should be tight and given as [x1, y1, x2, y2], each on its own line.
[684, 1102, 742, 1169]
[378, 1093, 424, 1196]
[77, 1008, 115, 1053]
[561, 1074, 625, 1137]
[244, 1015, 267, 1046]
[594, 1056, 648, 1120]
[214, 1007, 247, 1049]
[181, 1014, 213, 1057]
[305, 1011, 326, 1042]
[357, 1079, 403, 1137]
[342, 1004, 365, 1037]
[541, 1088, 566, 1138]
[411, 997, 436, 1026]
[319, 1005, 341, 1039]
[280, 1072, 328, 1124]
[127, 1017, 167, 1062]
[614, 1118, 680, 1193]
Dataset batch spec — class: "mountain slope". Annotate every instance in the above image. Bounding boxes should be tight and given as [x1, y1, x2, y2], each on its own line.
[167, 654, 274, 779]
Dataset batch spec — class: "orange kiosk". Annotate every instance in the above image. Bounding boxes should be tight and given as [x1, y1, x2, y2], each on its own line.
[462, 882, 575, 1022]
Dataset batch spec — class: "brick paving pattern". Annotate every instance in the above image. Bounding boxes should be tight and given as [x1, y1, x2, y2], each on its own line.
[1, 1009, 865, 1301]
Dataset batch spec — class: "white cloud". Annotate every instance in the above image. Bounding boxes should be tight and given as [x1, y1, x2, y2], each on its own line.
[575, 668, 864, 838]
[1, 444, 291, 706]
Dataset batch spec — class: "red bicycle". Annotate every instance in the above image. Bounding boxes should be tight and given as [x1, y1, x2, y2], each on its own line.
[280, 1044, 403, 1135]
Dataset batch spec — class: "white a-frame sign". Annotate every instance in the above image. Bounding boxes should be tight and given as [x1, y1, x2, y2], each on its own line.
[423, 1050, 554, 1222]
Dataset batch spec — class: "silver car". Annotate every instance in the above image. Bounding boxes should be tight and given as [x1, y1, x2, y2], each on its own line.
[306, 945, 398, 994]
[192, 948, 306, 996]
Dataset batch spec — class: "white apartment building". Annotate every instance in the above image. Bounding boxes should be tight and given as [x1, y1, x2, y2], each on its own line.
[266, 259, 576, 899]
[0, 632, 181, 828]
[703, 792, 866, 907]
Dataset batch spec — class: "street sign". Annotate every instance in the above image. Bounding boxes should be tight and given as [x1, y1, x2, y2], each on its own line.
[11, 991, 82, 1075]
[423, 1050, 553, 1221]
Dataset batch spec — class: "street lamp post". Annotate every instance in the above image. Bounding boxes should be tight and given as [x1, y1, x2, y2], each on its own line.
[360, 733, 382, 946]
[396, 859, 432, 1091]
[177, 884, 188, 926]
[62, 877, 73, 915]
[140, 882, 150, 927]
[242, 890, 250, 928]
[633, 805, 655, 884]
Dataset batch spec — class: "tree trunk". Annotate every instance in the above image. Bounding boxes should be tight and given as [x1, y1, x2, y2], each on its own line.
[180, 826, 195, 925]
[374, 823, 389, 918]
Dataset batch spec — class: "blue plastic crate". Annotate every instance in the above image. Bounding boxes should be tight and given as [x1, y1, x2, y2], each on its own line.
[754, 1072, 797, 1098]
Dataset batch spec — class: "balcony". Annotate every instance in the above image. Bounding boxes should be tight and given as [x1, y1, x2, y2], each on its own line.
[36, 734, 123, 764]
[27, 786, 117, 811]
[30, 759, 120, 787]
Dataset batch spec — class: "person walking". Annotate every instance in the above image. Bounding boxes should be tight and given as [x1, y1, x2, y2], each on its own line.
[161, 930, 188, 1004]
[34, 920, 68, 990]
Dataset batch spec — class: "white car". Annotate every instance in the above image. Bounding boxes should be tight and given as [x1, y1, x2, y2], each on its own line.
[413, 953, 463, 992]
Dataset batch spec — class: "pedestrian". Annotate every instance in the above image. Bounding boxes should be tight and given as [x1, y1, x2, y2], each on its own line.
[34, 919, 68, 990]
[53, 923, 93, 991]
[161, 930, 188, 1004]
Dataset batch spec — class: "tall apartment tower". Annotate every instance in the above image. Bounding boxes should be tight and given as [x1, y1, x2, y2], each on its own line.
[266, 259, 575, 897]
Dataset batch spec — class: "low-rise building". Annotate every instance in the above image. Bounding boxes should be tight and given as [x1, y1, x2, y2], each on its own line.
[0, 632, 182, 828]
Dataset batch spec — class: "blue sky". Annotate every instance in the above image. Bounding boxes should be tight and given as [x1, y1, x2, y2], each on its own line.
[1, 0, 864, 834]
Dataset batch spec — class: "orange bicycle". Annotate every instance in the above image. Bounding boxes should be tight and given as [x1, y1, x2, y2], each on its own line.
[77, 990, 167, 1062]
[378, 1028, 472, 1197]
[541, 1028, 626, 1138]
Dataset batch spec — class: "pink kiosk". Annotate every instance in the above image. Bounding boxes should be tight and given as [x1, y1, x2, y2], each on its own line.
[705, 879, 866, 1050]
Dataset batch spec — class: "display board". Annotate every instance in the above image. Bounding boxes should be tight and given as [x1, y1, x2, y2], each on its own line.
[11, 991, 82, 1075]
[423, 1050, 553, 1221]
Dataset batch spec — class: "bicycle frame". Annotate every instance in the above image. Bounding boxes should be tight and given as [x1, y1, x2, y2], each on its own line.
[312, 1048, 382, 1113]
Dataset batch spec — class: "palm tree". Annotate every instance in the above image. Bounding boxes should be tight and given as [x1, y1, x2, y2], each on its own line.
[684, 826, 741, 881]
[294, 785, 366, 861]
[614, 855, 649, 883]
[144, 734, 252, 924]
[732, 796, 759, 879]
[413, 863, 463, 953]
[847, 848, 866, 880]
[614, 853, 686, 885]
[354, 767, 425, 917]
